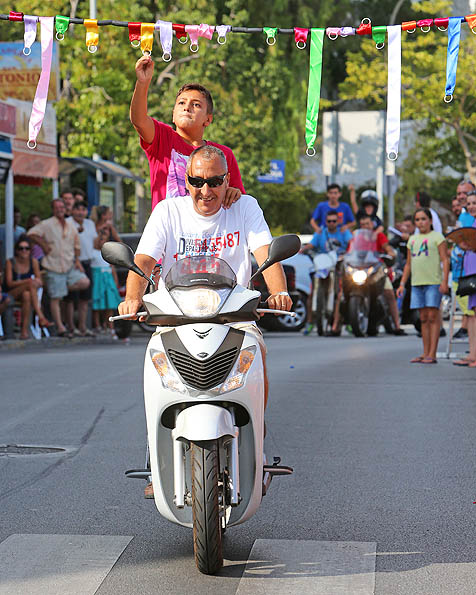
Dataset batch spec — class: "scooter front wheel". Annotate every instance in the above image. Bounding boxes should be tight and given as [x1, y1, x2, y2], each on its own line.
[191, 440, 223, 574]
[348, 295, 369, 337]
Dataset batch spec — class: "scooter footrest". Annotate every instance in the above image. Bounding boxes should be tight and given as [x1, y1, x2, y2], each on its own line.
[263, 464, 293, 476]
[125, 469, 151, 480]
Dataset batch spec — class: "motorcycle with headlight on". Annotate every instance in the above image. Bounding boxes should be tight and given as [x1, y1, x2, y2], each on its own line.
[341, 229, 395, 337]
[101, 235, 300, 575]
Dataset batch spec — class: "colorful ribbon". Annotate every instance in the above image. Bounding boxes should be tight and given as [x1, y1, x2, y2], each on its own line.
[128, 22, 141, 48]
[444, 17, 462, 102]
[356, 20, 372, 35]
[340, 27, 355, 37]
[84, 19, 99, 53]
[263, 27, 277, 45]
[386, 25, 401, 160]
[372, 25, 387, 48]
[294, 27, 308, 48]
[156, 20, 172, 60]
[23, 15, 38, 55]
[198, 24, 215, 40]
[185, 25, 200, 51]
[216, 24, 231, 44]
[28, 16, 54, 149]
[465, 14, 476, 33]
[55, 15, 69, 40]
[435, 17, 449, 31]
[305, 28, 324, 156]
[172, 23, 187, 43]
[402, 21, 417, 32]
[141, 23, 154, 54]
[326, 27, 341, 40]
[417, 18, 433, 32]
[9, 11, 24, 21]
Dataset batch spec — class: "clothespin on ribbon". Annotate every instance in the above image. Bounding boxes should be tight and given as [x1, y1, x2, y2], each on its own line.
[156, 20, 172, 61]
[401, 21, 416, 33]
[465, 14, 476, 34]
[173, 24, 188, 44]
[128, 22, 141, 48]
[417, 19, 433, 33]
[386, 25, 401, 161]
[435, 17, 449, 32]
[9, 11, 24, 21]
[28, 16, 54, 149]
[356, 18, 372, 36]
[23, 15, 38, 55]
[372, 25, 386, 49]
[294, 27, 308, 49]
[263, 27, 277, 45]
[141, 23, 154, 54]
[55, 15, 69, 41]
[84, 19, 99, 53]
[216, 25, 231, 45]
[305, 28, 325, 157]
[444, 17, 462, 103]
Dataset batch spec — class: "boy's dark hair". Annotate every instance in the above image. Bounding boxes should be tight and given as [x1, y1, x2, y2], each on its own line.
[60, 188, 73, 197]
[326, 209, 339, 219]
[327, 183, 341, 192]
[72, 187, 86, 199]
[415, 191, 431, 207]
[357, 212, 372, 224]
[403, 214, 413, 222]
[73, 200, 88, 210]
[176, 83, 214, 114]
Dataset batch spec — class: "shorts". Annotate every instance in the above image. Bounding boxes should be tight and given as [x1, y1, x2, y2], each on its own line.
[452, 281, 475, 316]
[63, 261, 92, 302]
[45, 267, 88, 299]
[410, 284, 442, 310]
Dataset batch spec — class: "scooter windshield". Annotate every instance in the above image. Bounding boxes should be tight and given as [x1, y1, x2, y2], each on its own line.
[164, 256, 237, 290]
[345, 229, 380, 267]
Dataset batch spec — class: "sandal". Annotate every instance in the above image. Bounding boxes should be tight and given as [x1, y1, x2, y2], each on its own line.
[453, 358, 474, 366]
[57, 330, 73, 339]
[420, 357, 437, 364]
[410, 356, 425, 363]
[468, 361, 476, 368]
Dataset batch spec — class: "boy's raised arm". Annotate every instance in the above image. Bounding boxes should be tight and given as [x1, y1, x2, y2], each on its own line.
[130, 55, 156, 145]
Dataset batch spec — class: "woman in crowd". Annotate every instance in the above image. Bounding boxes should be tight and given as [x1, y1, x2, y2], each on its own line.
[3, 235, 51, 339]
[90, 205, 121, 243]
[453, 192, 476, 367]
[397, 208, 449, 364]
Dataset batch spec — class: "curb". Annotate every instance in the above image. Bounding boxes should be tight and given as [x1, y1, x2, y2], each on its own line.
[0, 335, 136, 352]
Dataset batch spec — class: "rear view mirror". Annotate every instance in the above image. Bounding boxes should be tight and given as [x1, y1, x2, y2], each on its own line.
[101, 241, 152, 284]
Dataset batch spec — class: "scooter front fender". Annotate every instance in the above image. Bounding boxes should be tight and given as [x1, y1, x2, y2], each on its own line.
[173, 404, 235, 442]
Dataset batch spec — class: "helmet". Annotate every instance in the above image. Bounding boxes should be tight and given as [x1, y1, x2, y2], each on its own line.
[360, 189, 379, 208]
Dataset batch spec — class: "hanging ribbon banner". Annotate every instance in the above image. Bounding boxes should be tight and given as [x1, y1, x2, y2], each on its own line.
[402, 20, 417, 32]
[28, 16, 54, 149]
[9, 11, 24, 21]
[386, 25, 402, 160]
[156, 20, 172, 61]
[55, 15, 69, 41]
[294, 27, 308, 48]
[417, 18, 433, 32]
[465, 14, 476, 33]
[128, 22, 141, 47]
[172, 23, 187, 43]
[263, 27, 277, 45]
[140, 23, 154, 54]
[444, 17, 462, 102]
[198, 23, 215, 40]
[372, 25, 386, 49]
[84, 19, 99, 53]
[185, 25, 200, 52]
[340, 27, 355, 37]
[356, 19, 372, 35]
[305, 28, 324, 157]
[23, 15, 38, 55]
[216, 24, 231, 44]
[435, 17, 449, 31]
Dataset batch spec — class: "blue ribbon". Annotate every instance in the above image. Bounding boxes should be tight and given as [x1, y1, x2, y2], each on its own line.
[445, 17, 462, 100]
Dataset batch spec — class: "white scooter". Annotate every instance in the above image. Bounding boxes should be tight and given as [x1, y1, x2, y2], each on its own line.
[102, 235, 300, 575]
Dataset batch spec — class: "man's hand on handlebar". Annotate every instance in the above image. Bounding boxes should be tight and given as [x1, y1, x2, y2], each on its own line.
[266, 293, 293, 314]
[118, 299, 145, 321]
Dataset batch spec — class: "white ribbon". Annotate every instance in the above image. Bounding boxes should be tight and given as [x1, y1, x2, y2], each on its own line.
[386, 25, 401, 160]
[155, 20, 172, 61]
[216, 24, 231, 44]
[23, 15, 38, 55]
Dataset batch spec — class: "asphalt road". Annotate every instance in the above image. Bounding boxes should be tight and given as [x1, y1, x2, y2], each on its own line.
[1, 330, 475, 594]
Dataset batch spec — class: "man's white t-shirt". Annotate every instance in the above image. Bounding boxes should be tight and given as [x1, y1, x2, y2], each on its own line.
[68, 217, 97, 261]
[136, 194, 272, 286]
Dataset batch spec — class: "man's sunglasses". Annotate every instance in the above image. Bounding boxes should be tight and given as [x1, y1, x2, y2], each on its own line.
[187, 173, 227, 188]
[17, 246, 30, 251]
[326, 219, 338, 224]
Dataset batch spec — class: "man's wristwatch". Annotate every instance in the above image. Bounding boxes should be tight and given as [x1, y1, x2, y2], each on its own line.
[276, 291, 289, 296]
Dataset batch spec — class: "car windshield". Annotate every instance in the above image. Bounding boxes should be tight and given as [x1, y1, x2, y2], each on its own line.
[164, 256, 237, 290]
[345, 229, 380, 266]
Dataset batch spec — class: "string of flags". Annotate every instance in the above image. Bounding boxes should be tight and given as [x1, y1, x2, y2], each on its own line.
[2, 11, 476, 163]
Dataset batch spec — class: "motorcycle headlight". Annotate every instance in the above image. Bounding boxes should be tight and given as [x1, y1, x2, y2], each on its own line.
[170, 287, 230, 318]
[352, 270, 368, 285]
[150, 349, 187, 394]
[218, 346, 257, 394]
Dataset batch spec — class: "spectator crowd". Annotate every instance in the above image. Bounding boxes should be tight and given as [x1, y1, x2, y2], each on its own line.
[0, 188, 122, 340]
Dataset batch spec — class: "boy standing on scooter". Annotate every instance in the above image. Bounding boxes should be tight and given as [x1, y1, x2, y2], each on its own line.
[130, 55, 245, 210]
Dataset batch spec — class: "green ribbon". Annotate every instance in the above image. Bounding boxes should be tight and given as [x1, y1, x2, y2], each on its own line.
[263, 27, 277, 43]
[372, 25, 387, 46]
[55, 15, 70, 35]
[305, 28, 324, 154]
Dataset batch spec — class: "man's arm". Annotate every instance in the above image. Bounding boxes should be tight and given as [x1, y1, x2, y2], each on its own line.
[382, 241, 396, 258]
[27, 233, 50, 255]
[130, 55, 156, 144]
[118, 254, 157, 318]
[253, 245, 292, 312]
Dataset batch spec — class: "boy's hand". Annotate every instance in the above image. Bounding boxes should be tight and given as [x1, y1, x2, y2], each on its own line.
[135, 55, 154, 84]
[223, 187, 241, 209]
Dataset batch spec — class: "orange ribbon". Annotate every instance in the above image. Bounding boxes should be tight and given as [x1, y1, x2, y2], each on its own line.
[84, 19, 99, 52]
[140, 23, 154, 53]
[401, 21, 417, 31]
[465, 14, 476, 31]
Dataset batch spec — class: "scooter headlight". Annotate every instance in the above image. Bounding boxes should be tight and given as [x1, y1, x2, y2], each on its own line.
[352, 270, 368, 285]
[170, 287, 230, 318]
[218, 346, 257, 394]
[150, 349, 187, 394]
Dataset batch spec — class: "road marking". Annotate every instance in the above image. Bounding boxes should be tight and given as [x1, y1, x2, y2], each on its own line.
[235, 539, 376, 594]
[0, 534, 132, 595]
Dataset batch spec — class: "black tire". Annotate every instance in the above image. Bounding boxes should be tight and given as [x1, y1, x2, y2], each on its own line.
[316, 280, 330, 336]
[348, 295, 368, 337]
[191, 441, 223, 575]
[113, 319, 133, 339]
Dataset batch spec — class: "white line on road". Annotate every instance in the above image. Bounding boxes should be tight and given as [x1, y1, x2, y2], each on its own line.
[0, 534, 133, 595]
[235, 539, 377, 595]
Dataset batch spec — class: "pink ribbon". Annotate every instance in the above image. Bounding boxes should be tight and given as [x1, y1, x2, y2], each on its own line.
[185, 25, 200, 49]
[198, 23, 215, 40]
[28, 16, 54, 149]
[294, 27, 308, 46]
[326, 27, 341, 39]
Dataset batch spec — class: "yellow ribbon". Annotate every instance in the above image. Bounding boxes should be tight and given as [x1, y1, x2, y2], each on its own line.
[84, 19, 99, 52]
[141, 23, 155, 54]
